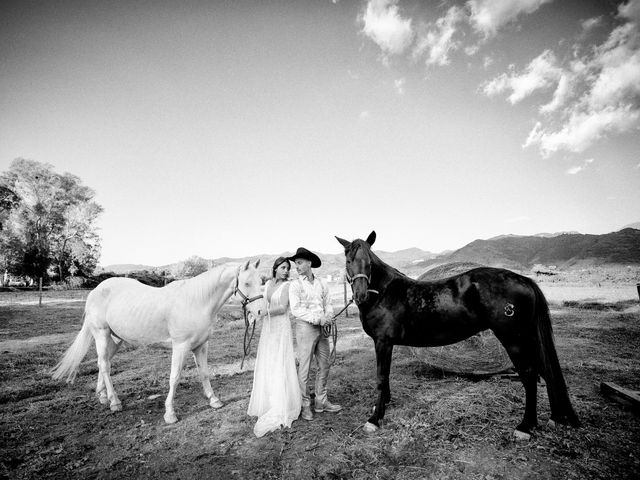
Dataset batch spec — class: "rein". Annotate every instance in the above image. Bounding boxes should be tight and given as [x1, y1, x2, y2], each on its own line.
[322, 298, 354, 366]
[233, 273, 263, 370]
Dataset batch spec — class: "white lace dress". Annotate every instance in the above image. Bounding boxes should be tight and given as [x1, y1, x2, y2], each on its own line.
[247, 280, 301, 437]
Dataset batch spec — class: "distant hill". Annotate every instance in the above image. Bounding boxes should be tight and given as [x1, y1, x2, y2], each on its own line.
[97, 264, 155, 274]
[431, 228, 640, 270]
[99, 225, 640, 277]
[623, 221, 640, 230]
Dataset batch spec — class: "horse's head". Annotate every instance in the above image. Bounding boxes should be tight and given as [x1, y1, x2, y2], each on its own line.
[335, 231, 376, 305]
[235, 260, 266, 323]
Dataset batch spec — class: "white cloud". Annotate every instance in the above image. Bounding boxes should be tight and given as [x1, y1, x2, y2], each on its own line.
[359, 110, 370, 120]
[502, 0, 640, 155]
[394, 78, 406, 95]
[482, 50, 562, 104]
[467, 0, 553, 38]
[581, 16, 602, 33]
[540, 73, 572, 113]
[413, 6, 466, 66]
[524, 106, 640, 155]
[566, 158, 594, 174]
[361, 0, 414, 56]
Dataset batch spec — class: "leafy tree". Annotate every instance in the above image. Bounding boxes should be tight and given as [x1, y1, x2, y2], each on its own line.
[0, 159, 103, 283]
[173, 256, 211, 279]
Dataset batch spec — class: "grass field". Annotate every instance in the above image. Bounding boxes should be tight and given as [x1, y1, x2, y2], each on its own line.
[1, 283, 639, 479]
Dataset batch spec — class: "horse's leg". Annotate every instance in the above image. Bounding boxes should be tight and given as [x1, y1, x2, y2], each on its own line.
[94, 329, 122, 411]
[192, 341, 223, 409]
[365, 340, 393, 433]
[494, 332, 538, 435]
[96, 335, 122, 405]
[164, 342, 189, 424]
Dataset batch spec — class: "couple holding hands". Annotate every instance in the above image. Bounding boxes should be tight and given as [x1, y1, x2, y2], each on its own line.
[247, 247, 342, 438]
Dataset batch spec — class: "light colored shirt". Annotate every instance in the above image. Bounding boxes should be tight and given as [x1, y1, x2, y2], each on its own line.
[289, 274, 334, 325]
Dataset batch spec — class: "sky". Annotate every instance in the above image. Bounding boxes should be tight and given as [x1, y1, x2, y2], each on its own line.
[1, 0, 639, 266]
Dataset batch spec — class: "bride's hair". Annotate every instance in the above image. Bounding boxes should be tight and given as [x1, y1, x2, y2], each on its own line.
[272, 257, 291, 278]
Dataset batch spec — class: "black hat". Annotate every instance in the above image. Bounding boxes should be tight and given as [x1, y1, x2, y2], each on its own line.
[288, 247, 321, 268]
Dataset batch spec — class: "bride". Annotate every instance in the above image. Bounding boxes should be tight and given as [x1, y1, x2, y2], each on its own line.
[247, 257, 301, 437]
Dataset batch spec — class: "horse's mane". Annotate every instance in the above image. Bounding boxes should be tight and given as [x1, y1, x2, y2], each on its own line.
[166, 263, 239, 302]
[352, 240, 407, 281]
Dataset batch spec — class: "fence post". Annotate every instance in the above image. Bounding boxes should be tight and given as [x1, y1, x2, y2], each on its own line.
[38, 277, 43, 307]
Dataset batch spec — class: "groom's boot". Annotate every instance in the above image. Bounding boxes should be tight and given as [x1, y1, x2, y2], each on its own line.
[301, 405, 313, 421]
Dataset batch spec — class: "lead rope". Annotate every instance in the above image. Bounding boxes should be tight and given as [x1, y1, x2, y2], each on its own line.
[322, 298, 354, 366]
[240, 308, 256, 370]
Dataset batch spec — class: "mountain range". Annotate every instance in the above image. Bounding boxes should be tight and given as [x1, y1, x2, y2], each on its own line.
[101, 224, 640, 277]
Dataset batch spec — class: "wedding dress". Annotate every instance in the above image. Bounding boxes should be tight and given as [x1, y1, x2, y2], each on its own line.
[247, 280, 301, 437]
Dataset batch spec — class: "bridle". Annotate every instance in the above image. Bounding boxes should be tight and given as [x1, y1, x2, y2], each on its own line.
[345, 245, 380, 296]
[233, 270, 263, 369]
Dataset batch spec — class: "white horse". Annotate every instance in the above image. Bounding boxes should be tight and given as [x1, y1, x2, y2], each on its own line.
[52, 260, 265, 424]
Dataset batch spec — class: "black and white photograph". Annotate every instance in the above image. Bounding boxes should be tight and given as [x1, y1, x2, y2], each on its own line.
[1, 0, 639, 478]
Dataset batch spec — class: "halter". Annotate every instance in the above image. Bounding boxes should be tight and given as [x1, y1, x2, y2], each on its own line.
[233, 269, 263, 369]
[345, 268, 380, 295]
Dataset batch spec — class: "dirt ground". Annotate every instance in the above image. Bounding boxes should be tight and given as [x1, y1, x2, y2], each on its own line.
[1, 288, 639, 479]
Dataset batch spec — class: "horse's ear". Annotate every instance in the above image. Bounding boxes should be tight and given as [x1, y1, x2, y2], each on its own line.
[254, 259, 260, 269]
[243, 260, 250, 271]
[366, 231, 376, 246]
[335, 236, 351, 249]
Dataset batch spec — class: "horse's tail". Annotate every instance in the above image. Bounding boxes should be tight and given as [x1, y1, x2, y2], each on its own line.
[51, 311, 93, 384]
[531, 281, 581, 427]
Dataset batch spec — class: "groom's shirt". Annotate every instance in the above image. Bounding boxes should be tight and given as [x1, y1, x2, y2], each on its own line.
[289, 274, 334, 325]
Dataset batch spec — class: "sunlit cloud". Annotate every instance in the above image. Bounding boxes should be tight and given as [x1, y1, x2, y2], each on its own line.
[581, 16, 603, 33]
[413, 6, 466, 66]
[394, 78, 406, 95]
[360, 0, 414, 57]
[522, 1, 640, 155]
[482, 50, 562, 104]
[566, 158, 594, 175]
[467, 0, 553, 38]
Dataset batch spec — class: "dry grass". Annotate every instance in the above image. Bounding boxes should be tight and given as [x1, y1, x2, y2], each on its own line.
[1, 287, 639, 479]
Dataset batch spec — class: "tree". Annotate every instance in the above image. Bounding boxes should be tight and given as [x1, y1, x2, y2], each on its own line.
[173, 256, 211, 279]
[0, 159, 103, 283]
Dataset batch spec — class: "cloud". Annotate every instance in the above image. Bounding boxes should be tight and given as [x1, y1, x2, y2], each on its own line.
[524, 106, 640, 154]
[467, 0, 553, 38]
[413, 6, 466, 66]
[581, 16, 603, 33]
[482, 50, 562, 103]
[522, 0, 640, 155]
[359, 110, 370, 120]
[361, 0, 414, 56]
[394, 78, 406, 95]
[566, 158, 594, 174]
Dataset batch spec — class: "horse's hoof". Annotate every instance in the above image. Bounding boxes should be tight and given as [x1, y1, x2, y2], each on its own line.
[164, 412, 178, 424]
[110, 402, 122, 412]
[363, 422, 379, 434]
[210, 399, 224, 409]
[513, 429, 531, 441]
[98, 394, 109, 405]
[547, 419, 556, 429]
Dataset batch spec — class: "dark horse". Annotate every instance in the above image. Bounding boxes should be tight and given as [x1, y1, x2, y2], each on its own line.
[336, 231, 580, 436]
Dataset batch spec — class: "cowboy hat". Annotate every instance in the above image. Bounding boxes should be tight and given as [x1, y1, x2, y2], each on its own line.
[288, 247, 321, 268]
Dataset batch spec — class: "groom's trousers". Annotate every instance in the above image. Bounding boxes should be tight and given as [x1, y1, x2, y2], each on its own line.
[294, 319, 330, 407]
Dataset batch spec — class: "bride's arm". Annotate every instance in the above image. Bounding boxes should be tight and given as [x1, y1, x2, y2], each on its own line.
[267, 281, 290, 316]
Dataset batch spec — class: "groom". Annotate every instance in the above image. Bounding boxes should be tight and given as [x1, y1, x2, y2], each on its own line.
[288, 247, 342, 421]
